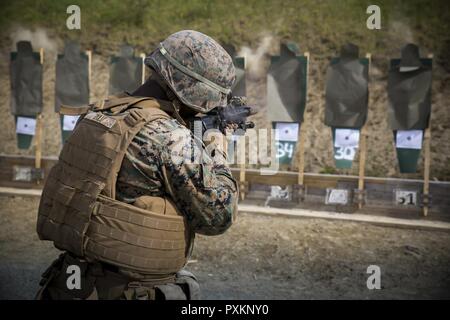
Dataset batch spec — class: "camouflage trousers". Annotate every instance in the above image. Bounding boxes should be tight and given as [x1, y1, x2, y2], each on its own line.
[35, 253, 200, 300]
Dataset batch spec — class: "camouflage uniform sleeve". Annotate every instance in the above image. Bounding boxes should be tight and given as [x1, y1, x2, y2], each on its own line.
[142, 118, 238, 236]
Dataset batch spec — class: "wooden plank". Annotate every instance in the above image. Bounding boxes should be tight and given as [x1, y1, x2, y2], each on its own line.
[423, 128, 431, 216]
[357, 125, 367, 209]
[356, 53, 371, 209]
[297, 118, 306, 187]
[238, 135, 246, 200]
[239, 163, 246, 201]
[0, 155, 448, 217]
[39, 48, 44, 64]
[297, 51, 310, 188]
[34, 114, 43, 170]
[291, 51, 310, 202]
[1, 184, 448, 231]
[0, 187, 42, 197]
[140, 53, 146, 84]
[0, 155, 57, 189]
[0, 154, 447, 189]
[239, 204, 450, 232]
[230, 167, 450, 188]
[237, 56, 249, 201]
[422, 53, 434, 216]
[34, 48, 45, 183]
[86, 50, 92, 99]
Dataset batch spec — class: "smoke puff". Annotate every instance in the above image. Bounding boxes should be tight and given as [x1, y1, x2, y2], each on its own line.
[10, 27, 58, 55]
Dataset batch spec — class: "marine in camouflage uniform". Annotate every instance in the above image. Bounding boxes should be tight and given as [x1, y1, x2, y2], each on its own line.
[118, 29, 238, 236]
[36, 30, 238, 300]
[117, 115, 237, 236]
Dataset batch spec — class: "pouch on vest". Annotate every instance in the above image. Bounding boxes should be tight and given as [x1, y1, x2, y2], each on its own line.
[154, 269, 200, 300]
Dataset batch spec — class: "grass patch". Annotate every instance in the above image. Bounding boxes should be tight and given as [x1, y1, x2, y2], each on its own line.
[1, 0, 449, 59]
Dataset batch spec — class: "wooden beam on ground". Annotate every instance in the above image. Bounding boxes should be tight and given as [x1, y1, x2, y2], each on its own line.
[229, 167, 450, 188]
[239, 204, 450, 232]
[0, 154, 448, 190]
[1, 185, 449, 231]
[0, 154, 58, 189]
[0, 187, 42, 197]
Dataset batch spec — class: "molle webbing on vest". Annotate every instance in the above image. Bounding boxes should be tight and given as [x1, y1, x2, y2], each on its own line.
[85, 195, 188, 273]
[37, 96, 191, 274]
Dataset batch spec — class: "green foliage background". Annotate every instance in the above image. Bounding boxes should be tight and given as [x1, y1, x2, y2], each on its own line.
[1, 0, 449, 61]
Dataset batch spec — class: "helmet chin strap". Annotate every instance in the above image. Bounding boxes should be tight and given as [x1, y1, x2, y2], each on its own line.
[149, 70, 187, 126]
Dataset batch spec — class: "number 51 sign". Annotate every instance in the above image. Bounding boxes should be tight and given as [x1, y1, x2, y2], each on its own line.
[394, 190, 417, 206]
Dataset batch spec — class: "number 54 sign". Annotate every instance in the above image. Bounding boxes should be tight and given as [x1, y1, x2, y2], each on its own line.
[274, 122, 299, 165]
[275, 141, 296, 164]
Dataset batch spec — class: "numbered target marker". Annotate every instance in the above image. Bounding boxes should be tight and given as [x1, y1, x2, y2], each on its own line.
[275, 141, 295, 159]
[334, 145, 358, 161]
[274, 122, 299, 165]
[13, 166, 33, 181]
[334, 128, 359, 162]
[325, 188, 349, 205]
[394, 190, 417, 206]
[270, 186, 290, 199]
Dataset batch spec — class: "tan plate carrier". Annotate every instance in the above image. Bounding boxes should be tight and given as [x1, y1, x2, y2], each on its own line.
[37, 95, 192, 275]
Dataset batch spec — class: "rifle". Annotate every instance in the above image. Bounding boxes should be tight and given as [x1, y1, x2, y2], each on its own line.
[188, 96, 257, 139]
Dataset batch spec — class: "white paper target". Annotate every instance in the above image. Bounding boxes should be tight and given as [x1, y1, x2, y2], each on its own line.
[334, 129, 360, 148]
[396, 130, 423, 149]
[275, 122, 299, 142]
[16, 117, 36, 135]
[63, 115, 80, 131]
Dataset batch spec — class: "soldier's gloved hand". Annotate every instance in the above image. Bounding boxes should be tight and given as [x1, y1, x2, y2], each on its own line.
[203, 130, 228, 163]
[225, 123, 239, 131]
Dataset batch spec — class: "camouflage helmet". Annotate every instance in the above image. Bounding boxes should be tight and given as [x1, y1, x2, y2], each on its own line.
[145, 30, 236, 113]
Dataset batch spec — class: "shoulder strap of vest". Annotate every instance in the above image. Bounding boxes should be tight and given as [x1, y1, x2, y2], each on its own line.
[101, 97, 176, 199]
[59, 93, 177, 117]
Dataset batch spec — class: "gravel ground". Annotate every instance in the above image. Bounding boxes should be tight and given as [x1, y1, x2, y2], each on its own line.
[1, 195, 449, 300]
